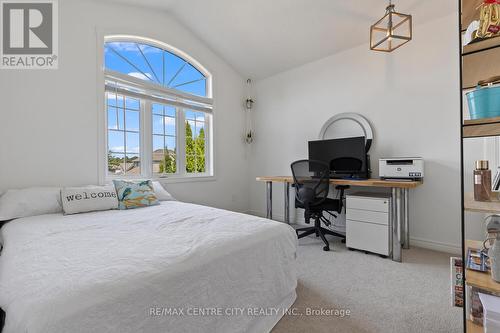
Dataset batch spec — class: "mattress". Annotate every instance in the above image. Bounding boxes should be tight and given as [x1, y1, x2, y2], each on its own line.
[0, 201, 297, 333]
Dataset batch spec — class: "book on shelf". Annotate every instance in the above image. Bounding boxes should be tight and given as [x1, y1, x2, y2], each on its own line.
[467, 247, 489, 272]
[451, 257, 464, 307]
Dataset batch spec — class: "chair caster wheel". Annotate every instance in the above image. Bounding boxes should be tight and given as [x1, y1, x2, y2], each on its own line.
[323, 246, 330, 251]
[341, 239, 346, 243]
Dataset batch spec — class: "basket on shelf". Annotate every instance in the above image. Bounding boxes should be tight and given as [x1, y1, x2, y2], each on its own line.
[467, 76, 500, 120]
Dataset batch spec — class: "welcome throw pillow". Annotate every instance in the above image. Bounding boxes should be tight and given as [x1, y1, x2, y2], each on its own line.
[61, 185, 119, 215]
[113, 180, 159, 210]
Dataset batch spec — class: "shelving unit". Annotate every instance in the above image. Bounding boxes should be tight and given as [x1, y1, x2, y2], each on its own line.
[461, 1, 500, 332]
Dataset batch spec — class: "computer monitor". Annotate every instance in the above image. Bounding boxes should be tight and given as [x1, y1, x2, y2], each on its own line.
[308, 136, 369, 179]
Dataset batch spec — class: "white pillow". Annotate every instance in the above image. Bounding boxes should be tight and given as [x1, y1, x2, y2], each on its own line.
[0, 187, 62, 221]
[61, 185, 118, 215]
[152, 181, 176, 201]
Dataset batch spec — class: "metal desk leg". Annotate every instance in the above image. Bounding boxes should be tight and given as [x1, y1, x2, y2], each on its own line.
[403, 189, 410, 249]
[284, 182, 290, 224]
[266, 181, 272, 220]
[391, 188, 402, 262]
[400, 190, 405, 246]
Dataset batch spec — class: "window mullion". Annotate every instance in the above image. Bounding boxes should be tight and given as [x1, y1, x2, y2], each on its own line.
[142, 100, 152, 178]
[205, 113, 211, 175]
[178, 108, 186, 176]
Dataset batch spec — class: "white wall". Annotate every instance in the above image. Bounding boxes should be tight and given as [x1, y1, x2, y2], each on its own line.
[0, 0, 249, 212]
[248, 12, 462, 253]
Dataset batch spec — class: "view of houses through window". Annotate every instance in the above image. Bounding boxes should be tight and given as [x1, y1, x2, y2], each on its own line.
[152, 103, 177, 175]
[107, 93, 141, 175]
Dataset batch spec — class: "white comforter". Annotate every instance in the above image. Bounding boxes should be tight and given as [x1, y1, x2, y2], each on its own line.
[0, 201, 297, 333]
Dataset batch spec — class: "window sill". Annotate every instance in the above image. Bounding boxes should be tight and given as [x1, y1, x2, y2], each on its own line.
[154, 175, 216, 184]
[105, 174, 216, 184]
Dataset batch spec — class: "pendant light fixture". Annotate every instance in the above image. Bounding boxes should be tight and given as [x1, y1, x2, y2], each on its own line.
[370, 0, 412, 52]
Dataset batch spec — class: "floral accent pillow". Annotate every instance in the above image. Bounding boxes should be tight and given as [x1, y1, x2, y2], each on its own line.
[113, 180, 159, 210]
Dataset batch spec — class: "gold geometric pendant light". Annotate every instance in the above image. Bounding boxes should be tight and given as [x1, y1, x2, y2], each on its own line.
[370, 0, 412, 52]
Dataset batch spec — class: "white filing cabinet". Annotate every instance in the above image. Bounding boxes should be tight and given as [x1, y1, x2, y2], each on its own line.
[346, 192, 391, 257]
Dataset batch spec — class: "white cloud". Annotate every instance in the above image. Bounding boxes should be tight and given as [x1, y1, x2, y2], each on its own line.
[164, 116, 175, 126]
[106, 93, 124, 103]
[128, 72, 153, 81]
[110, 146, 125, 153]
[128, 147, 140, 154]
[107, 42, 161, 54]
[110, 146, 140, 154]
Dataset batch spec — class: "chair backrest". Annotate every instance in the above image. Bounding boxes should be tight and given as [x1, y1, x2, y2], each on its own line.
[291, 159, 330, 207]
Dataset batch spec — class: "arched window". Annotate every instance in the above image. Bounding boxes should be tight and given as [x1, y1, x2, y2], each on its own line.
[103, 36, 213, 179]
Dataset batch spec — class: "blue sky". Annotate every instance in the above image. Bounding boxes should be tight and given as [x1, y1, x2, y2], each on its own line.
[105, 41, 206, 97]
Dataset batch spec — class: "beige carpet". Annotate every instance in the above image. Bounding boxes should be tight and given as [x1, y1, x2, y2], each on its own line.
[272, 233, 463, 333]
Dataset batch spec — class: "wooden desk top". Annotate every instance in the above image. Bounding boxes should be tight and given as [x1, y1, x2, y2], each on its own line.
[256, 176, 422, 189]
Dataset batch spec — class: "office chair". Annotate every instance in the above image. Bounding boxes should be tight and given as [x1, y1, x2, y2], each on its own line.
[291, 159, 347, 251]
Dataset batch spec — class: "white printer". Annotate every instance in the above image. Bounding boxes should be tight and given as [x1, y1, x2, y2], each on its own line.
[379, 157, 424, 181]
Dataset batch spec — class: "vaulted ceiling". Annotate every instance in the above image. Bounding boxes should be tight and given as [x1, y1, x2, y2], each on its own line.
[105, 0, 457, 79]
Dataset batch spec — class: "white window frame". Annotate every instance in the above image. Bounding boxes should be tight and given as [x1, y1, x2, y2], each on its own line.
[99, 35, 214, 183]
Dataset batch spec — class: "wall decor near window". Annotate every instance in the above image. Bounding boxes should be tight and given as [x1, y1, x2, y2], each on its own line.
[370, 0, 412, 52]
[244, 78, 254, 144]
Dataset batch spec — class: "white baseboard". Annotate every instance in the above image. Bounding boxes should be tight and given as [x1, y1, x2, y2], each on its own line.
[245, 210, 461, 255]
[409, 237, 461, 255]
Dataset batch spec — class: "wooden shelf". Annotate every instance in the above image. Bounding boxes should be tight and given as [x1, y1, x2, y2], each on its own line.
[465, 240, 500, 293]
[463, 36, 500, 56]
[467, 319, 483, 333]
[463, 117, 500, 138]
[464, 192, 500, 213]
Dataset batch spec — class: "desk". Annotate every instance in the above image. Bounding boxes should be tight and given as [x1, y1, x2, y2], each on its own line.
[256, 176, 422, 262]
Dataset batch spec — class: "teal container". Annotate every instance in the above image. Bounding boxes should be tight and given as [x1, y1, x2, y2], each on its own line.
[467, 85, 500, 120]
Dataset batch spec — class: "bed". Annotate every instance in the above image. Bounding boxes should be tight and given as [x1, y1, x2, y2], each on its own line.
[0, 201, 297, 333]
